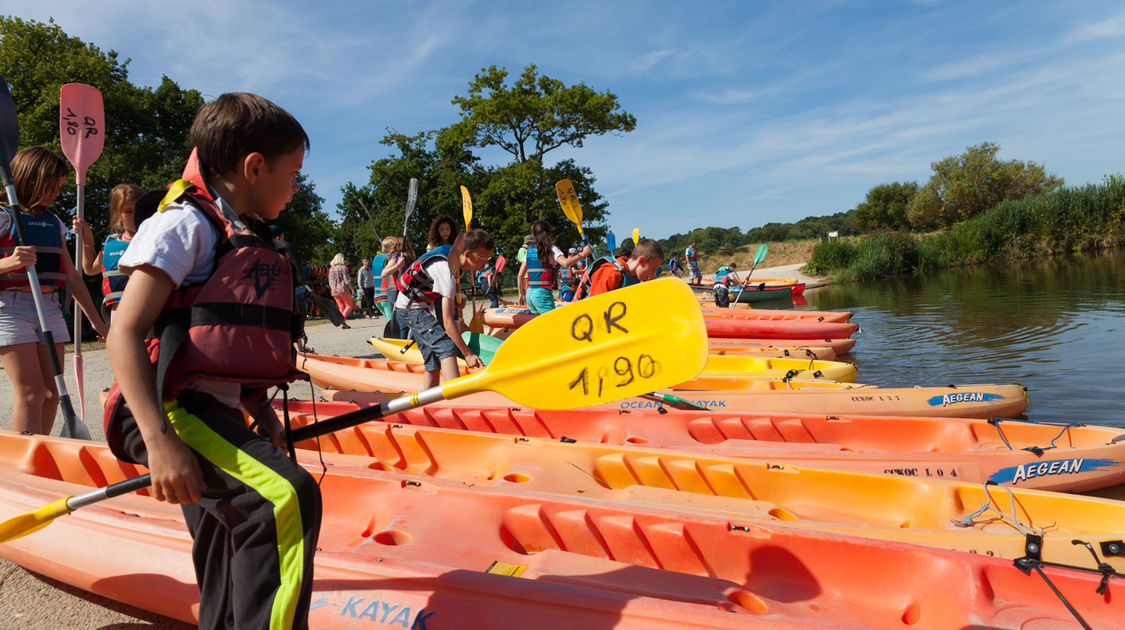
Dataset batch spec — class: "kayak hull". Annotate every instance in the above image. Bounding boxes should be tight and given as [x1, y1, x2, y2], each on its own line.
[2, 431, 1122, 629]
[280, 400, 1125, 492]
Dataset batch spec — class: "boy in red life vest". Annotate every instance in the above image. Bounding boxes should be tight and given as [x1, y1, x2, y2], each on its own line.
[105, 93, 320, 630]
[395, 228, 494, 388]
[579, 238, 664, 298]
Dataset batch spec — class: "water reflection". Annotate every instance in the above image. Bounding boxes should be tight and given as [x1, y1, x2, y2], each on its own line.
[804, 250, 1125, 426]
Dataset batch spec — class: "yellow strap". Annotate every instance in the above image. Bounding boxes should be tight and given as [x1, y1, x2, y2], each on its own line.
[158, 179, 195, 212]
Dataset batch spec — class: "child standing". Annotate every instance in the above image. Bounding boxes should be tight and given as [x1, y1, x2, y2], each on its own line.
[73, 183, 145, 321]
[104, 93, 321, 629]
[380, 235, 415, 339]
[517, 220, 590, 313]
[685, 239, 702, 285]
[0, 146, 109, 435]
[396, 229, 493, 388]
[578, 238, 664, 298]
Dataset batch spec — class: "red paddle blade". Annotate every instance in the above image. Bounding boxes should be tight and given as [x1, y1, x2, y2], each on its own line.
[59, 84, 105, 185]
[495, 255, 506, 275]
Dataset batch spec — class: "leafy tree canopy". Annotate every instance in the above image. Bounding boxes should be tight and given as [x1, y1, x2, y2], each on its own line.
[336, 64, 631, 264]
[853, 181, 919, 232]
[0, 15, 203, 241]
[908, 142, 1063, 229]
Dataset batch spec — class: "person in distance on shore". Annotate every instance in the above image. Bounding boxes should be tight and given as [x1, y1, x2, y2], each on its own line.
[0, 146, 109, 435]
[396, 229, 493, 388]
[105, 92, 321, 630]
[685, 238, 702, 285]
[577, 238, 664, 299]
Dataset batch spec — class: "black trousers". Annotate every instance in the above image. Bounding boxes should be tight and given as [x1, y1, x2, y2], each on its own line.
[114, 390, 322, 629]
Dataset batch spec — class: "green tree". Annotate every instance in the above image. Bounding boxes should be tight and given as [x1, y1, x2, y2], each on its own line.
[907, 142, 1063, 229]
[853, 181, 919, 231]
[449, 64, 636, 163]
[0, 16, 203, 242]
[338, 64, 633, 260]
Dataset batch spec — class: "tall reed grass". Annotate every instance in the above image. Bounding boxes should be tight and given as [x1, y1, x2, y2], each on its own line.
[807, 176, 1125, 280]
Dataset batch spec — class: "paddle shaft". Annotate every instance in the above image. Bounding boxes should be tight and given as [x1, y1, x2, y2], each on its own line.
[289, 387, 444, 442]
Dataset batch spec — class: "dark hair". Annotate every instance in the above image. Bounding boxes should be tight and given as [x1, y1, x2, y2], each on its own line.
[191, 93, 309, 178]
[463, 228, 494, 252]
[566, 275, 580, 288]
[631, 238, 664, 262]
[427, 214, 459, 248]
[531, 220, 554, 269]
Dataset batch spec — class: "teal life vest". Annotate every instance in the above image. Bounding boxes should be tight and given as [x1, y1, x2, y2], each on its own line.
[0, 206, 66, 290]
[100, 233, 131, 308]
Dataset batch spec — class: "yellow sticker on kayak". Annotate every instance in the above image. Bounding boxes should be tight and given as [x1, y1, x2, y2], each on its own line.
[485, 561, 527, 577]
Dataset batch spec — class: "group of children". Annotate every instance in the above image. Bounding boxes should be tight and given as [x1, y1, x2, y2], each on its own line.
[0, 89, 674, 629]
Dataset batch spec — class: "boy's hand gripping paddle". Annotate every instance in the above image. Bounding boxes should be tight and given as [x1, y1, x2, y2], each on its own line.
[0, 278, 708, 542]
[59, 83, 105, 433]
[0, 78, 89, 440]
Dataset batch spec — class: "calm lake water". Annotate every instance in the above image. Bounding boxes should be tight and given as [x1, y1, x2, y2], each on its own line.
[802, 249, 1125, 427]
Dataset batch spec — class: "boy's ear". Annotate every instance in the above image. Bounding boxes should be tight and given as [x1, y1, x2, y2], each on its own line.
[242, 152, 267, 182]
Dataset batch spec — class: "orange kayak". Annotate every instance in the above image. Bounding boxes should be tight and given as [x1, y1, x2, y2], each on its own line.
[482, 307, 859, 339]
[2, 431, 1122, 629]
[297, 354, 863, 401]
[711, 336, 858, 354]
[321, 380, 1027, 418]
[280, 400, 1125, 492]
[698, 306, 853, 323]
[278, 421, 1125, 572]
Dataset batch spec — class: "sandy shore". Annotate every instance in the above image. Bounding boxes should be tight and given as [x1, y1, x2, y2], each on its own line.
[0, 265, 820, 628]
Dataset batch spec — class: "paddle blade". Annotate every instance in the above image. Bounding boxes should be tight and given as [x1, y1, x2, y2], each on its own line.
[495, 255, 506, 275]
[753, 244, 769, 265]
[443, 278, 707, 409]
[555, 179, 584, 233]
[0, 77, 18, 177]
[59, 83, 105, 185]
[631, 228, 640, 246]
[403, 178, 418, 235]
[468, 308, 484, 334]
[460, 185, 473, 229]
[0, 497, 72, 543]
[606, 232, 617, 254]
[462, 331, 503, 365]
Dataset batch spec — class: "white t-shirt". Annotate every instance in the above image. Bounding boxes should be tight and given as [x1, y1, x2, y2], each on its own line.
[394, 258, 456, 311]
[117, 196, 241, 407]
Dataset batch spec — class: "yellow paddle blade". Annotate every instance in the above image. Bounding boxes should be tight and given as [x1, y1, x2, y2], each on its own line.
[555, 179, 584, 235]
[0, 497, 72, 543]
[469, 308, 485, 334]
[632, 227, 640, 245]
[441, 278, 707, 409]
[460, 185, 473, 229]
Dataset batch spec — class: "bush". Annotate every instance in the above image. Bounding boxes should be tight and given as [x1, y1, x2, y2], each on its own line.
[805, 240, 856, 275]
[839, 232, 921, 280]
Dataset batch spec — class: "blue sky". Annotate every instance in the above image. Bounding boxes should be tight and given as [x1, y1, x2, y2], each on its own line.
[9, 1, 1125, 239]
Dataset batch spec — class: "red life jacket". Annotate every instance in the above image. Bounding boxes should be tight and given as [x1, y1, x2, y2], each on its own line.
[0, 207, 67, 290]
[574, 255, 633, 300]
[103, 172, 302, 457]
[395, 246, 451, 304]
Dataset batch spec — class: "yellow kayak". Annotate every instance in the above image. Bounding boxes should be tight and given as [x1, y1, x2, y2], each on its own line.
[368, 336, 466, 366]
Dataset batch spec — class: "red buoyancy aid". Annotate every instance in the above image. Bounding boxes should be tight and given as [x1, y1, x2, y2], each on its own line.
[103, 169, 303, 456]
[0, 207, 67, 290]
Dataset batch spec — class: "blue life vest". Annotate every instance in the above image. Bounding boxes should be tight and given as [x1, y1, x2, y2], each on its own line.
[0, 207, 66, 290]
[714, 266, 732, 283]
[100, 234, 131, 308]
[525, 244, 556, 288]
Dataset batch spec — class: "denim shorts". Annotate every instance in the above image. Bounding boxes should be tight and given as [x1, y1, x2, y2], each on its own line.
[0, 288, 70, 346]
[525, 287, 556, 314]
[403, 307, 457, 372]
